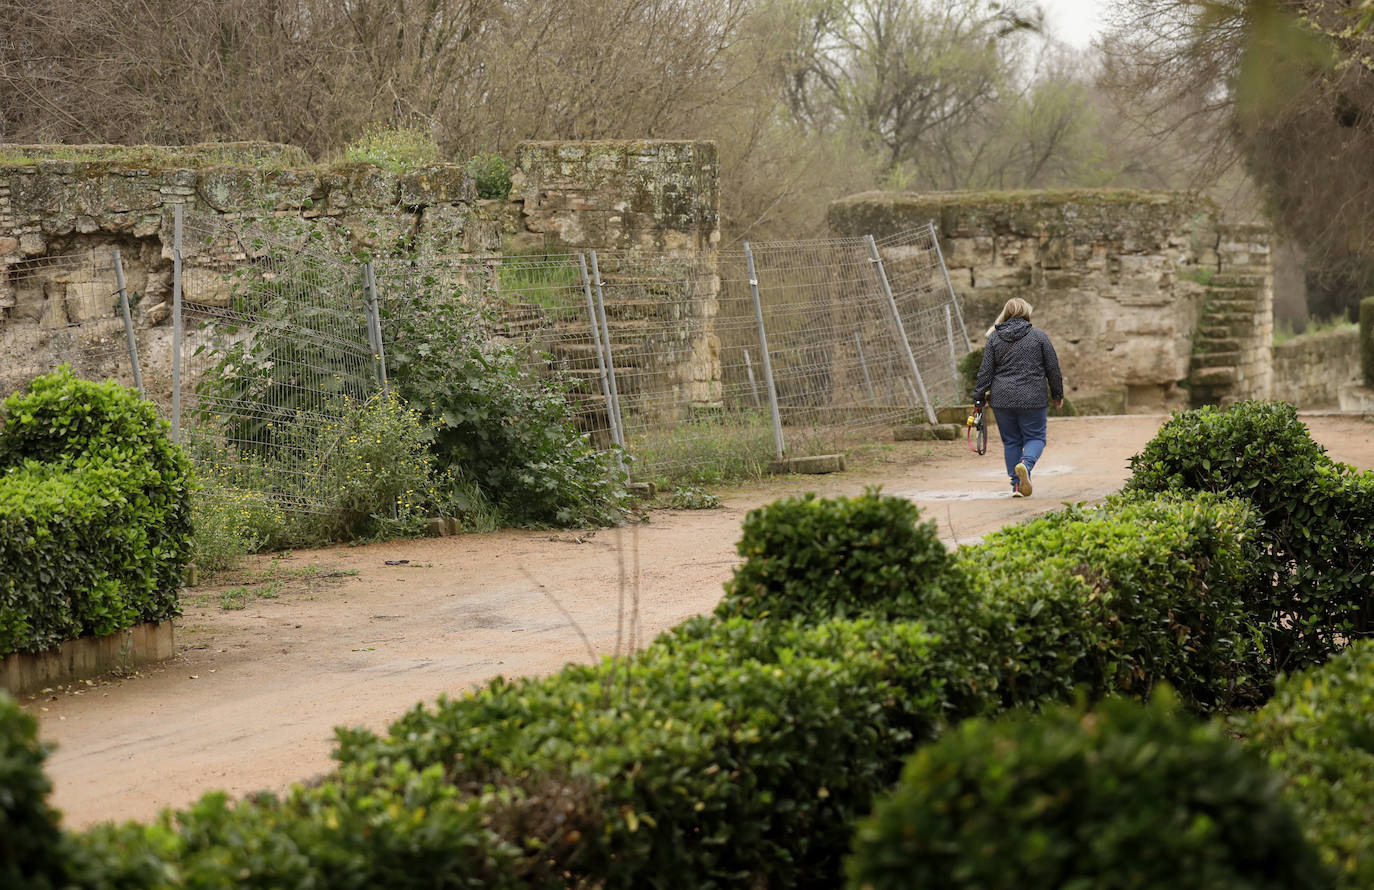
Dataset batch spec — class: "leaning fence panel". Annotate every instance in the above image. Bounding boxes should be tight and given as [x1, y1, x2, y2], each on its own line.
[174, 214, 380, 514]
[0, 251, 139, 397]
[874, 224, 967, 408]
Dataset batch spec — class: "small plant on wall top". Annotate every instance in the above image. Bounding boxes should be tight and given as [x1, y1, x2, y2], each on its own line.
[466, 152, 512, 200]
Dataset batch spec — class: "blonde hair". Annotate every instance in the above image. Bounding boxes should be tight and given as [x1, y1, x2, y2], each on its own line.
[984, 297, 1034, 338]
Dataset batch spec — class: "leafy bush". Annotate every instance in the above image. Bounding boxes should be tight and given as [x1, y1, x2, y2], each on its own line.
[0, 693, 67, 890]
[344, 124, 442, 171]
[956, 492, 1264, 711]
[465, 152, 513, 200]
[1246, 640, 1374, 888]
[384, 276, 625, 527]
[71, 762, 530, 890]
[0, 369, 191, 655]
[334, 616, 990, 889]
[847, 690, 1327, 890]
[715, 488, 962, 623]
[1125, 401, 1374, 674]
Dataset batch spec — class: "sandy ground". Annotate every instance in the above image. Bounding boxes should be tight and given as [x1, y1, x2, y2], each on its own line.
[25, 413, 1374, 831]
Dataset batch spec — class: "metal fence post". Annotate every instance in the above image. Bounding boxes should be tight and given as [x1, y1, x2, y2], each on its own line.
[112, 249, 143, 394]
[363, 262, 389, 395]
[171, 204, 183, 442]
[743, 349, 761, 408]
[744, 243, 785, 460]
[945, 306, 960, 393]
[854, 331, 876, 403]
[865, 235, 937, 424]
[589, 251, 626, 449]
[929, 222, 972, 352]
[578, 253, 619, 447]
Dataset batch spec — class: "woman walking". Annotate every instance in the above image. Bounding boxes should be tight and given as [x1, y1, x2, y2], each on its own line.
[971, 298, 1064, 498]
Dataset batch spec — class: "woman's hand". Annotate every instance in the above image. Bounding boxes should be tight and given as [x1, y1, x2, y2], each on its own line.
[1052, 399, 1063, 409]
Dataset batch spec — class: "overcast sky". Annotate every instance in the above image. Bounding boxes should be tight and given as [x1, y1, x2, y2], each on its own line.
[1037, 0, 1111, 48]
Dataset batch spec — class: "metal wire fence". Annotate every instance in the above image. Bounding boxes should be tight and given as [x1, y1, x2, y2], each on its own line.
[166, 217, 968, 508]
[1, 250, 142, 395]
[173, 208, 383, 512]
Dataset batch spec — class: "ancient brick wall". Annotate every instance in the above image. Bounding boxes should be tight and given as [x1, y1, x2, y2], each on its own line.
[828, 189, 1273, 413]
[1272, 328, 1361, 408]
[0, 140, 720, 406]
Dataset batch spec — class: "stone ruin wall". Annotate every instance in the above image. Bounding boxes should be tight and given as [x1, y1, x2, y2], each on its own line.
[0, 140, 721, 415]
[1272, 328, 1361, 408]
[828, 190, 1276, 413]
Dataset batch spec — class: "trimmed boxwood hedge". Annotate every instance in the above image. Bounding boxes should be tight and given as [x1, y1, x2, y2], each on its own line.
[958, 492, 1263, 711]
[332, 616, 992, 889]
[1246, 640, 1374, 888]
[0, 368, 191, 655]
[1125, 401, 1374, 675]
[714, 487, 962, 623]
[846, 691, 1327, 890]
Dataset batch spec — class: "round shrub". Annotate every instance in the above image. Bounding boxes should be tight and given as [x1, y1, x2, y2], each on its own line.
[0, 693, 67, 890]
[955, 492, 1263, 711]
[1124, 400, 1374, 674]
[1247, 639, 1374, 888]
[716, 488, 962, 623]
[847, 691, 1328, 890]
[0, 369, 192, 654]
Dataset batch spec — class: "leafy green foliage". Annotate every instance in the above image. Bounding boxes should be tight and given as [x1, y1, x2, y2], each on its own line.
[1246, 640, 1374, 888]
[71, 762, 529, 890]
[957, 492, 1264, 711]
[0, 368, 191, 655]
[0, 694, 67, 890]
[715, 488, 962, 623]
[334, 616, 989, 889]
[465, 152, 513, 200]
[344, 124, 443, 172]
[847, 691, 1327, 890]
[1125, 401, 1374, 675]
[384, 276, 625, 527]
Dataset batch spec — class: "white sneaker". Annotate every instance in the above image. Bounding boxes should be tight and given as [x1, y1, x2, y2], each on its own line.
[1015, 462, 1032, 497]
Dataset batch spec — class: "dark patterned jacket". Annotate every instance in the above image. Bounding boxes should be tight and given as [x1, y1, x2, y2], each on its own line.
[971, 317, 1064, 410]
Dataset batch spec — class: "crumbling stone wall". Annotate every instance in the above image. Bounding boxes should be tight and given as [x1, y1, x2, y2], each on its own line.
[1272, 328, 1361, 407]
[828, 189, 1273, 413]
[0, 140, 721, 410]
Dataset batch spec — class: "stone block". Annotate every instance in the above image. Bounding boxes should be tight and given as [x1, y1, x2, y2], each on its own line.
[1, 620, 175, 696]
[894, 423, 961, 441]
[770, 453, 846, 474]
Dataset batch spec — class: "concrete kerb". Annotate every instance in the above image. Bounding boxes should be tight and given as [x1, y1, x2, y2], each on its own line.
[2, 621, 176, 697]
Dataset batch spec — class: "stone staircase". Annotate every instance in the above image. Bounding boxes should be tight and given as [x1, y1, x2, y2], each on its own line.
[1187, 266, 1271, 407]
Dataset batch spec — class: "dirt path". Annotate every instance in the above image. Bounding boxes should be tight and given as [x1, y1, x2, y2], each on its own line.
[27, 413, 1374, 831]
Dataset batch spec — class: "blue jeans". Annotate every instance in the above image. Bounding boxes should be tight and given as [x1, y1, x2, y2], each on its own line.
[992, 405, 1048, 489]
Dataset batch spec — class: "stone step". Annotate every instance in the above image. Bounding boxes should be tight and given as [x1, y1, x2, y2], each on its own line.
[1191, 350, 1242, 370]
[1210, 273, 1266, 288]
[1197, 325, 1232, 339]
[1206, 299, 1263, 314]
[1194, 337, 1242, 353]
[1189, 366, 1238, 386]
[1204, 285, 1263, 301]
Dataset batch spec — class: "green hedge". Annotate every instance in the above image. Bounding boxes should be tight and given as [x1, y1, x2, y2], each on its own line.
[332, 616, 990, 889]
[0, 693, 67, 890]
[69, 763, 527, 890]
[1125, 401, 1374, 675]
[956, 492, 1264, 711]
[847, 691, 1326, 890]
[1246, 640, 1374, 888]
[715, 488, 962, 623]
[0, 368, 192, 655]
